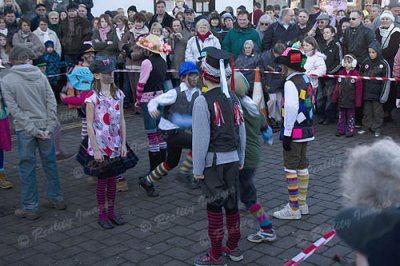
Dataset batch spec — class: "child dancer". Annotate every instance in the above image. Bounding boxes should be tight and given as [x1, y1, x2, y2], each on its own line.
[85, 59, 126, 229]
[332, 54, 362, 137]
[358, 42, 391, 137]
[0, 61, 12, 189]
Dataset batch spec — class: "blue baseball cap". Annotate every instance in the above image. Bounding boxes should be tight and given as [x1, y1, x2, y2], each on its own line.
[178, 62, 199, 77]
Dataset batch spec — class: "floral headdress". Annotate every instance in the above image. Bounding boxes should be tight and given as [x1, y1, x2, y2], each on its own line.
[136, 34, 172, 55]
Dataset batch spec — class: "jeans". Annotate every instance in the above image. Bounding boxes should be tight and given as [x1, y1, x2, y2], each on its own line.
[141, 103, 163, 134]
[238, 168, 257, 209]
[17, 131, 63, 212]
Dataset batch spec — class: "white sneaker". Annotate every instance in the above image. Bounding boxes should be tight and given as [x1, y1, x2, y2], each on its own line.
[299, 204, 309, 215]
[247, 229, 277, 243]
[273, 203, 301, 220]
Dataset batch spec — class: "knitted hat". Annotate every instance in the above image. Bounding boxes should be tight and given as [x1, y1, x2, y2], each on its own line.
[274, 48, 307, 72]
[178, 62, 198, 77]
[9, 46, 35, 62]
[67, 66, 94, 91]
[128, 5, 137, 13]
[380, 11, 395, 22]
[232, 71, 249, 97]
[45, 40, 54, 48]
[316, 13, 329, 21]
[67, 3, 79, 11]
[136, 34, 171, 55]
[184, 8, 194, 14]
[222, 13, 233, 21]
[89, 58, 114, 74]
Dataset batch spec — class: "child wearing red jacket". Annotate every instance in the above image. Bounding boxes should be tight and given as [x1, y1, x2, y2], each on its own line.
[332, 54, 363, 137]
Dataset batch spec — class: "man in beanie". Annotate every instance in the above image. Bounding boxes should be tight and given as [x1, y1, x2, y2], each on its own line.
[139, 62, 201, 196]
[1, 46, 66, 220]
[192, 47, 246, 265]
[272, 48, 315, 220]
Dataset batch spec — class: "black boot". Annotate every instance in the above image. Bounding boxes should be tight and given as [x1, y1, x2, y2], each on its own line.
[148, 151, 162, 171]
[138, 177, 159, 197]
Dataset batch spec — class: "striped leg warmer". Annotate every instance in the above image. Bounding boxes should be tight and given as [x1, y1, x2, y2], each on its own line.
[179, 150, 193, 175]
[107, 176, 117, 220]
[297, 168, 309, 206]
[144, 162, 170, 186]
[286, 169, 299, 210]
[248, 202, 273, 232]
[226, 211, 241, 251]
[207, 209, 224, 259]
[147, 132, 160, 153]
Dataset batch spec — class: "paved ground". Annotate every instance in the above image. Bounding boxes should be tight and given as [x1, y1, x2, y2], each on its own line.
[1, 106, 399, 266]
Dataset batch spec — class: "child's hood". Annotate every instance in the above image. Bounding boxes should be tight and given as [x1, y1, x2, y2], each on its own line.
[8, 64, 44, 81]
[368, 41, 382, 58]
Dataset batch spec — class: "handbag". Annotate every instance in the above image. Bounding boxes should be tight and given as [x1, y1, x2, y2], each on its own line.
[76, 136, 139, 178]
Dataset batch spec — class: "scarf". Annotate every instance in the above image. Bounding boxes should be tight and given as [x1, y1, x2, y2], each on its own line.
[21, 32, 30, 39]
[37, 27, 50, 43]
[196, 31, 211, 42]
[98, 26, 111, 42]
[0, 28, 7, 36]
[130, 26, 149, 41]
[379, 23, 400, 49]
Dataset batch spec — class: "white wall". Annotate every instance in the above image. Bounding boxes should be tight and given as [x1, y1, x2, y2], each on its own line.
[215, 0, 253, 14]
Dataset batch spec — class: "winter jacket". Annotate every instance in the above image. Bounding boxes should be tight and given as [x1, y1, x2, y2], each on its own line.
[359, 43, 391, 103]
[304, 51, 327, 89]
[92, 29, 119, 58]
[375, 27, 400, 69]
[332, 68, 363, 108]
[343, 24, 375, 64]
[394, 47, 400, 78]
[60, 16, 91, 56]
[258, 50, 285, 94]
[12, 31, 44, 58]
[170, 29, 192, 79]
[261, 21, 301, 52]
[119, 27, 148, 69]
[33, 28, 62, 57]
[185, 33, 220, 64]
[42, 52, 63, 84]
[222, 25, 261, 59]
[235, 52, 261, 96]
[149, 13, 174, 29]
[1, 64, 58, 136]
[320, 40, 342, 74]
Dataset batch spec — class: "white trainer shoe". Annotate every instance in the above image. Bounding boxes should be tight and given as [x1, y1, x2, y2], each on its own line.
[273, 203, 301, 220]
[299, 204, 309, 215]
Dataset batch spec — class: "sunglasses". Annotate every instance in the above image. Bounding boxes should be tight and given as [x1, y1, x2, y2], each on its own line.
[350, 17, 359, 20]
[260, 23, 269, 26]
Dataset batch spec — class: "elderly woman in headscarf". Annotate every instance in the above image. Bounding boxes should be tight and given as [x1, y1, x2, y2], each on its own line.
[335, 139, 400, 266]
[375, 10, 400, 122]
[256, 14, 274, 42]
[235, 40, 261, 97]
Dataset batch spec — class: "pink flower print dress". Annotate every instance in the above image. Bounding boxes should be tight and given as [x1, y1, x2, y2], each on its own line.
[85, 89, 125, 159]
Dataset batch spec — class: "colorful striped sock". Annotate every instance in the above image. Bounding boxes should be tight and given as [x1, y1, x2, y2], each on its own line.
[96, 178, 108, 221]
[297, 168, 309, 206]
[248, 202, 272, 232]
[107, 176, 117, 219]
[286, 170, 299, 210]
[226, 211, 241, 251]
[179, 151, 193, 175]
[144, 162, 170, 185]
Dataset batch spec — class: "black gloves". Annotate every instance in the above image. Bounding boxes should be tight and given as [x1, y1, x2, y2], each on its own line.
[283, 136, 292, 151]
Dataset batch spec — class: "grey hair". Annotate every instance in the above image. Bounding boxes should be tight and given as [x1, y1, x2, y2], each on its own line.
[280, 8, 292, 18]
[243, 40, 254, 50]
[372, 4, 382, 13]
[341, 138, 400, 209]
[257, 14, 274, 27]
[196, 19, 210, 31]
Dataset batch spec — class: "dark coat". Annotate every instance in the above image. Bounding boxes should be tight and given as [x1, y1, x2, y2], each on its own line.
[375, 28, 400, 69]
[259, 50, 285, 94]
[261, 21, 300, 52]
[235, 52, 261, 95]
[343, 24, 376, 64]
[60, 16, 91, 56]
[149, 13, 174, 29]
[320, 40, 342, 74]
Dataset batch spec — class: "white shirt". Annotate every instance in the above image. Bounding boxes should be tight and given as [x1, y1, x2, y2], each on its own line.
[147, 82, 201, 130]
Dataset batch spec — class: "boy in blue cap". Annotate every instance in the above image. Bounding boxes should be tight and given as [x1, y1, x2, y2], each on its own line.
[139, 61, 201, 197]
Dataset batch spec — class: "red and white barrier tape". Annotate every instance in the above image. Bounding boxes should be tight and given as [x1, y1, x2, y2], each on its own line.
[284, 230, 336, 266]
[45, 69, 400, 82]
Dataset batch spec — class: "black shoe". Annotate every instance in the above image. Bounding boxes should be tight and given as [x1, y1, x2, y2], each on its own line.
[138, 177, 159, 197]
[318, 119, 325, 124]
[98, 219, 114, 229]
[384, 116, 393, 123]
[188, 178, 201, 189]
[123, 102, 129, 109]
[110, 215, 125, 226]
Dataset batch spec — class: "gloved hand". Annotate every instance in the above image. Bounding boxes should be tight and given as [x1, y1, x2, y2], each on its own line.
[261, 126, 273, 145]
[283, 136, 292, 151]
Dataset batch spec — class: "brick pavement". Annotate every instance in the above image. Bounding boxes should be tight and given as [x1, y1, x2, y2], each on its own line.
[1, 106, 399, 266]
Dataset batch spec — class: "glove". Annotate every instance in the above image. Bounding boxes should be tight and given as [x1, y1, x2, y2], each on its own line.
[122, 44, 131, 59]
[283, 136, 292, 151]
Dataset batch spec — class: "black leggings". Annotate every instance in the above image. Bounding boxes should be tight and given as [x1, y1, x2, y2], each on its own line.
[163, 130, 192, 169]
